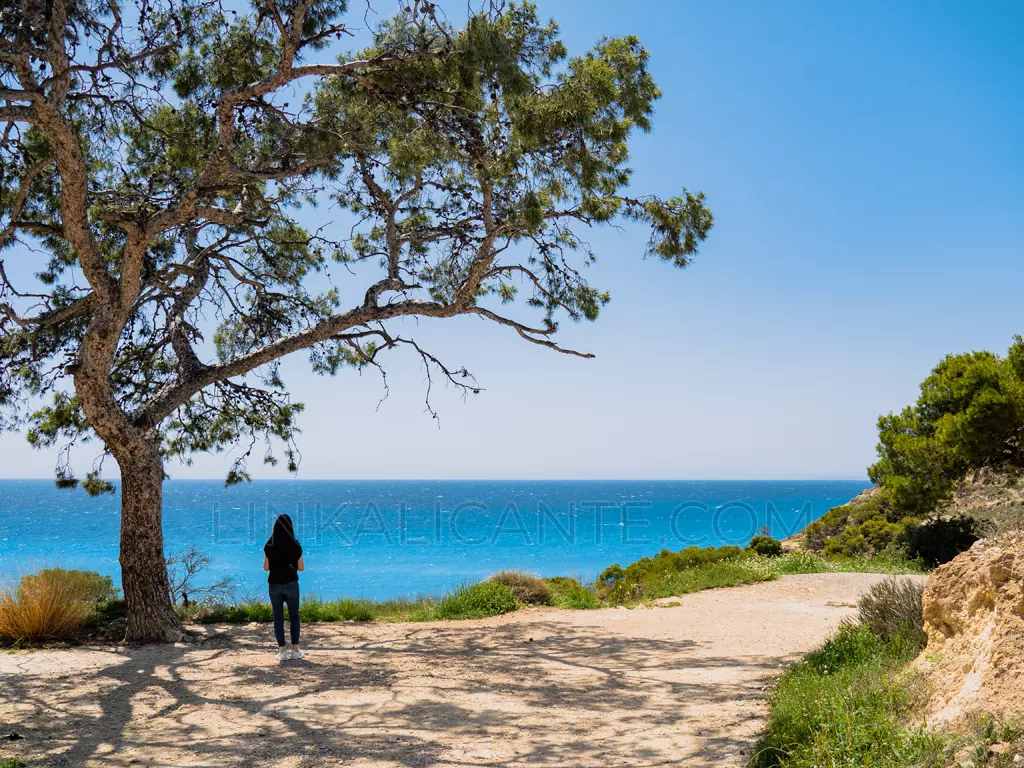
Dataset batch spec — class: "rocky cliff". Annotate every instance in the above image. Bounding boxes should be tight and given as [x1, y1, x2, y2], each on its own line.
[915, 532, 1024, 724]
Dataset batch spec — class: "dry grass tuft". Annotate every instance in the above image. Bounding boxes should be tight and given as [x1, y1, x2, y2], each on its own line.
[488, 570, 551, 605]
[0, 570, 92, 643]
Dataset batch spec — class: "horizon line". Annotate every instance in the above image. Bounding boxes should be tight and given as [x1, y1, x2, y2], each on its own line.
[0, 476, 871, 483]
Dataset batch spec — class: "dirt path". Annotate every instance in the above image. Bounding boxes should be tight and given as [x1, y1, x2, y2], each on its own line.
[0, 573, 927, 768]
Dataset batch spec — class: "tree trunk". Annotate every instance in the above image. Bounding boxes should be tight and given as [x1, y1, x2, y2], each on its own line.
[117, 443, 183, 643]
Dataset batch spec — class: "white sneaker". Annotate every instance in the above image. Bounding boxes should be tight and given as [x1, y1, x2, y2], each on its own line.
[291, 648, 305, 660]
[276, 650, 289, 662]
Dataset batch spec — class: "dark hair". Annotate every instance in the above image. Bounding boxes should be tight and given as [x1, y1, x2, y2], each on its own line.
[266, 513, 298, 548]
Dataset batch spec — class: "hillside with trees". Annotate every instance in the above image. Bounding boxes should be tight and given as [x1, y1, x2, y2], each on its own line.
[802, 336, 1024, 564]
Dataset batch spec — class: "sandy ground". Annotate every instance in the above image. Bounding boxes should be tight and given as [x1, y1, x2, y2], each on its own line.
[0, 573, 928, 768]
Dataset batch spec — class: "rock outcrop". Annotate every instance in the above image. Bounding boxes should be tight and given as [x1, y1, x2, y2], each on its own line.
[916, 533, 1024, 724]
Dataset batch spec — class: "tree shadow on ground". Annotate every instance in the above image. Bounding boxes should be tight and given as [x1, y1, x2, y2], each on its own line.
[0, 615, 789, 767]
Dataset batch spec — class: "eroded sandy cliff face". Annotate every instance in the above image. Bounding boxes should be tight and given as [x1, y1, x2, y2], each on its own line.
[916, 532, 1024, 724]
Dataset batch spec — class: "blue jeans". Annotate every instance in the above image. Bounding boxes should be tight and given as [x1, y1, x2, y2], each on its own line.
[269, 581, 300, 647]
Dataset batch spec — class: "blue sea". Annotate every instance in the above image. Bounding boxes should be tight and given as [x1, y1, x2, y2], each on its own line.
[0, 479, 867, 600]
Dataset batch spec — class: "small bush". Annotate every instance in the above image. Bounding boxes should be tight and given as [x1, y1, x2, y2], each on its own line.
[19, 568, 118, 604]
[244, 602, 276, 622]
[93, 598, 126, 620]
[487, 570, 551, 605]
[1, 759, 27, 768]
[746, 535, 784, 557]
[901, 514, 991, 567]
[425, 582, 518, 621]
[83, 597, 127, 637]
[546, 577, 601, 609]
[0, 570, 92, 642]
[854, 577, 926, 649]
[596, 564, 626, 587]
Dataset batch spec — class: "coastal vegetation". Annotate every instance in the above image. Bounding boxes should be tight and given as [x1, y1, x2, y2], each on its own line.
[753, 337, 1024, 767]
[0, 0, 713, 642]
[753, 617, 943, 766]
[0, 568, 112, 643]
[802, 337, 1024, 563]
[545, 576, 603, 609]
[419, 582, 518, 621]
[487, 571, 552, 605]
[0, 544, 922, 644]
[869, 337, 1024, 516]
[753, 577, 1024, 768]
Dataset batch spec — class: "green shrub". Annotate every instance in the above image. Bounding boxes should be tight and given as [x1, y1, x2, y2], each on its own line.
[900, 514, 990, 567]
[200, 605, 234, 623]
[84, 597, 127, 634]
[800, 622, 888, 675]
[596, 564, 626, 587]
[19, 568, 118, 604]
[423, 582, 518, 621]
[853, 578, 926, 649]
[746, 535, 783, 557]
[823, 516, 910, 557]
[93, 598, 126, 620]
[592, 546, 924, 607]
[0, 759, 26, 768]
[487, 571, 551, 604]
[599, 544, 745, 599]
[807, 489, 919, 557]
[769, 551, 925, 576]
[546, 577, 601, 609]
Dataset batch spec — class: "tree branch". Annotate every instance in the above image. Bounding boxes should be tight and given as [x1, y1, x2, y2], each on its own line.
[0, 157, 55, 248]
[471, 307, 594, 358]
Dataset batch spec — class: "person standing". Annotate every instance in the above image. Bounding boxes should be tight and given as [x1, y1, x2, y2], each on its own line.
[263, 513, 305, 661]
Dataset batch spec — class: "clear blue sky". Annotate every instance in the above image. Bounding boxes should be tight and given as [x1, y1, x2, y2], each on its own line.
[1, 0, 1021, 480]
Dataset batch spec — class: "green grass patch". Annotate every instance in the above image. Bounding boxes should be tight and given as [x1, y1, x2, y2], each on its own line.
[638, 559, 772, 600]
[1, 759, 27, 768]
[598, 548, 926, 606]
[179, 594, 437, 624]
[771, 550, 927, 575]
[752, 577, 945, 768]
[413, 582, 518, 621]
[752, 624, 945, 767]
[545, 577, 601, 609]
